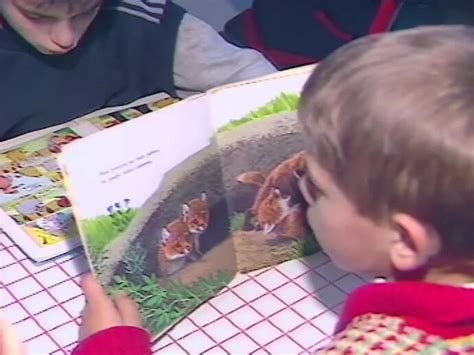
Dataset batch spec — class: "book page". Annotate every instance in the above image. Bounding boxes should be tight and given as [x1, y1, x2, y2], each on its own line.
[208, 65, 321, 273]
[60, 94, 237, 338]
[60, 64, 320, 338]
[0, 93, 178, 262]
[0, 128, 83, 261]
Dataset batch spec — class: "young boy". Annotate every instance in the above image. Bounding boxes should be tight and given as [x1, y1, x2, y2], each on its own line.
[297, 24, 474, 353]
[0, 0, 276, 140]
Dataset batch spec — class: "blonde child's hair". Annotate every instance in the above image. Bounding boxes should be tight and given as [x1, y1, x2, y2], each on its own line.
[299, 25, 474, 259]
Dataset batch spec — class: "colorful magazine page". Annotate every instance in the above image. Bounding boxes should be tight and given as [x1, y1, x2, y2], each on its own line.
[0, 94, 179, 262]
[0, 127, 83, 262]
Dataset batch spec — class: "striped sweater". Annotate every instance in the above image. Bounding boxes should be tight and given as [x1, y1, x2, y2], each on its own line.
[315, 282, 474, 354]
[0, 0, 275, 140]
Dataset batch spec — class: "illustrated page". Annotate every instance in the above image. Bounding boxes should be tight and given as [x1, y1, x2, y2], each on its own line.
[209, 65, 320, 273]
[61, 65, 320, 338]
[61, 95, 237, 337]
[0, 128, 82, 251]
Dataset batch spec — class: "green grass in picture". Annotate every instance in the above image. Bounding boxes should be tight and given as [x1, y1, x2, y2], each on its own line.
[110, 271, 233, 335]
[229, 212, 247, 233]
[82, 208, 139, 253]
[292, 232, 320, 257]
[218, 93, 301, 134]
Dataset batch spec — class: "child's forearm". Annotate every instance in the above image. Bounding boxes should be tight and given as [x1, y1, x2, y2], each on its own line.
[71, 326, 152, 355]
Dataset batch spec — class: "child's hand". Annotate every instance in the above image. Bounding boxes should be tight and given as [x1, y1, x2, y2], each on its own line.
[0, 317, 25, 355]
[79, 273, 143, 341]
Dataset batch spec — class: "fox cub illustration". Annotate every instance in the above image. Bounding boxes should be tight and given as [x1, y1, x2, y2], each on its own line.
[257, 187, 307, 238]
[158, 219, 194, 276]
[158, 192, 210, 276]
[182, 192, 210, 255]
[237, 151, 308, 239]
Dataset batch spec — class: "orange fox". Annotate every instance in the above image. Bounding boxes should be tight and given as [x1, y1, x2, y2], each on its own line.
[258, 187, 308, 238]
[237, 151, 306, 214]
[159, 219, 194, 276]
[157, 192, 210, 276]
[237, 151, 308, 239]
[182, 192, 210, 254]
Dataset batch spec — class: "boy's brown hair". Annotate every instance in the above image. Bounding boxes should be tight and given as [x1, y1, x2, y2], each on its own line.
[299, 25, 474, 259]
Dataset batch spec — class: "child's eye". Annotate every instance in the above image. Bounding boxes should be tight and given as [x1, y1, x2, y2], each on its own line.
[24, 13, 54, 22]
[77, 5, 100, 18]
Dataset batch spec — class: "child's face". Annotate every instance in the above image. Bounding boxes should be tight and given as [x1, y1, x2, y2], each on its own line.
[0, 0, 101, 54]
[300, 156, 395, 277]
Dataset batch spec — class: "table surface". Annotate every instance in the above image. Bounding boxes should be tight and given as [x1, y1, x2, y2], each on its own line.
[0, 232, 367, 354]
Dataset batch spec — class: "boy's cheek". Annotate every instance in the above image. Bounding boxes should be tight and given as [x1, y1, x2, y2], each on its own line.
[1, 12, 40, 48]
[12, 25, 46, 52]
[306, 205, 326, 244]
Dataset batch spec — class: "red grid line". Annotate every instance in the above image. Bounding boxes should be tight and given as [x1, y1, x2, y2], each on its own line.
[154, 254, 355, 354]
[3, 268, 83, 303]
[2, 281, 64, 350]
[2, 244, 362, 354]
[0, 246, 86, 353]
[2, 247, 81, 324]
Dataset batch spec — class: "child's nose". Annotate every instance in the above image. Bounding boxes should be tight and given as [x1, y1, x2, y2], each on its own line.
[51, 22, 77, 51]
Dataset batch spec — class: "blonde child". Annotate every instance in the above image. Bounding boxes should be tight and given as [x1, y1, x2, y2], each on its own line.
[298, 24, 474, 352]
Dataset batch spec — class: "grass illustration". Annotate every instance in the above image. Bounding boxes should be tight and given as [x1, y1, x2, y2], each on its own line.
[229, 212, 247, 233]
[292, 232, 320, 257]
[217, 93, 300, 134]
[121, 242, 148, 283]
[110, 271, 233, 335]
[82, 208, 139, 254]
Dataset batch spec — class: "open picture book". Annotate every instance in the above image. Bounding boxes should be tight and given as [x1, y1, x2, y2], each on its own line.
[59, 64, 320, 338]
[0, 92, 179, 262]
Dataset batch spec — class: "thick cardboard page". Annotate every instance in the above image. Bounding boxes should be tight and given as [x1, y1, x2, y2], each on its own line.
[0, 92, 176, 262]
[61, 94, 238, 339]
[59, 64, 320, 339]
[208, 65, 319, 273]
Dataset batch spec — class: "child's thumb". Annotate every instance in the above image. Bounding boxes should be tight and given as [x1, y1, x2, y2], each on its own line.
[114, 292, 143, 328]
[80, 273, 111, 308]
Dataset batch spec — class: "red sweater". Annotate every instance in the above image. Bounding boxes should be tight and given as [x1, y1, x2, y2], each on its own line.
[72, 282, 474, 354]
[72, 327, 152, 355]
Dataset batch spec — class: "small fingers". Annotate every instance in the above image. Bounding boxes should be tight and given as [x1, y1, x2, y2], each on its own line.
[0, 318, 26, 355]
[114, 292, 143, 328]
[81, 273, 108, 302]
[80, 273, 117, 312]
[78, 273, 123, 340]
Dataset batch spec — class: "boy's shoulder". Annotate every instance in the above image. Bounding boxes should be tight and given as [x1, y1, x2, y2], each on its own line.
[102, 0, 185, 26]
[317, 313, 474, 354]
[316, 282, 474, 354]
[104, 0, 168, 24]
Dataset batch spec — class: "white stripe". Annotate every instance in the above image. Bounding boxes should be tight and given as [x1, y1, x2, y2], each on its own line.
[121, 0, 166, 15]
[112, 6, 162, 24]
[145, 0, 167, 4]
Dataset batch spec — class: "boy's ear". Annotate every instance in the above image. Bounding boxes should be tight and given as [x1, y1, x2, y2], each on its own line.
[389, 213, 441, 272]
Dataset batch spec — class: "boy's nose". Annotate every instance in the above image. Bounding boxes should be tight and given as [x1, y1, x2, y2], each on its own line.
[51, 22, 77, 51]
